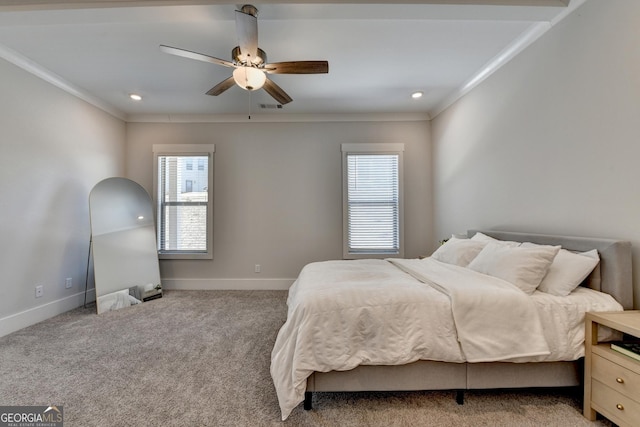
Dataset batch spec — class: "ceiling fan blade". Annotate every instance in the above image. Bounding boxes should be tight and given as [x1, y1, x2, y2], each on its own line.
[206, 76, 236, 96]
[235, 6, 258, 63]
[263, 78, 293, 105]
[160, 45, 235, 68]
[264, 61, 329, 74]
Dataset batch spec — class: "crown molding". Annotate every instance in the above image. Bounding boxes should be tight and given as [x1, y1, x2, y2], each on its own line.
[126, 112, 430, 123]
[0, 42, 126, 120]
[429, 0, 585, 118]
[0, 1, 571, 12]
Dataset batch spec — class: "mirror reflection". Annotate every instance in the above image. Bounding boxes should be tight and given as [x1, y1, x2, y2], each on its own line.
[89, 177, 162, 314]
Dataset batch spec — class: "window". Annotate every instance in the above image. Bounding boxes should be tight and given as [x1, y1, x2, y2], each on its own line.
[342, 143, 404, 259]
[153, 144, 215, 259]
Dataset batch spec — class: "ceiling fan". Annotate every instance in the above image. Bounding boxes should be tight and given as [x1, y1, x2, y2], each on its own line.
[160, 4, 329, 105]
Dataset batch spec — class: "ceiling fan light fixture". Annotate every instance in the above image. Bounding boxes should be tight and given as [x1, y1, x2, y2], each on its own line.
[233, 66, 266, 91]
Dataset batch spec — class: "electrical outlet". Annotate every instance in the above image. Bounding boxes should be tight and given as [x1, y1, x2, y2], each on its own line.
[35, 285, 44, 298]
[65, 277, 73, 289]
[254, 264, 261, 273]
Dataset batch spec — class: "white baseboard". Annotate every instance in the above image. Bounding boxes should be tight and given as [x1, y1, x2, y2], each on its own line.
[0, 289, 95, 338]
[0, 280, 291, 337]
[161, 278, 295, 291]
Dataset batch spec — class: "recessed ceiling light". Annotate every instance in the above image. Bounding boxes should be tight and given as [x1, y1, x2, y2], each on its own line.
[411, 91, 423, 99]
[129, 93, 142, 101]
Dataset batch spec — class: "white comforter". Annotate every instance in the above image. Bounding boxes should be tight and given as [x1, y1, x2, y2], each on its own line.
[389, 258, 550, 362]
[270, 258, 622, 420]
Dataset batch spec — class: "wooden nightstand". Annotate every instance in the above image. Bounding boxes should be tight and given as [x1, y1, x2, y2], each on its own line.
[584, 311, 640, 426]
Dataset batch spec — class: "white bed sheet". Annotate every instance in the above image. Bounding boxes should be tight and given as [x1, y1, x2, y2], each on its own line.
[525, 287, 622, 362]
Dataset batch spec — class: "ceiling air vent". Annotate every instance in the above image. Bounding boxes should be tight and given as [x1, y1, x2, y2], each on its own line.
[259, 103, 283, 109]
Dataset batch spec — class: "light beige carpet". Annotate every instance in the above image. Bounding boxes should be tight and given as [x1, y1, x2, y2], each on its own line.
[0, 290, 612, 426]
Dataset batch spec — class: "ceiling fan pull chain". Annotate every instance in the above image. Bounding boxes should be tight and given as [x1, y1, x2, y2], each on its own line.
[248, 91, 252, 120]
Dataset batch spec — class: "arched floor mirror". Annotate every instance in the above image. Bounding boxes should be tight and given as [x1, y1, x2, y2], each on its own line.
[89, 177, 162, 314]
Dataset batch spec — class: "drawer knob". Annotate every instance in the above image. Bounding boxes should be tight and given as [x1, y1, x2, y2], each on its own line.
[616, 377, 625, 384]
[616, 403, 624, 411]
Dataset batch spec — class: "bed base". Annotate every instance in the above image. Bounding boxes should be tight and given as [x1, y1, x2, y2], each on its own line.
[302, 230, 632, 412]
[304, 359, 580, 409]
[305, 389, 464, 409]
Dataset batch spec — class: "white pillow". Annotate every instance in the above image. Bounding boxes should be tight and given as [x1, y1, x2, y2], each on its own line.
[467, 242, 561, 294]
[521, 243, 600, 296]
[470, 232, 521, 247]
[431, 237, 487, 267]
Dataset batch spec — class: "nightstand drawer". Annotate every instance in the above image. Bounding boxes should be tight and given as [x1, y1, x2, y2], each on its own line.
[592, 380, 640, 427]
[592, 353, 640, 399]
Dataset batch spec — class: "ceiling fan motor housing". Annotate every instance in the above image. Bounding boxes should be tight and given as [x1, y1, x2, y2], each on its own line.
[232, 46, 266, 66]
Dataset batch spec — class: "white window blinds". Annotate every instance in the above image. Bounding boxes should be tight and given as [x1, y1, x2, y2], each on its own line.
[342, 144, 404, 258]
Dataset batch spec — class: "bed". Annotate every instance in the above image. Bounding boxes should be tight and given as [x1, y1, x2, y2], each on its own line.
[270, 230, 633, 420]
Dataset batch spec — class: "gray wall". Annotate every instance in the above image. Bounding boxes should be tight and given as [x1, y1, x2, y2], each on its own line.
[432, 0, 640, 307]
[126, 120, 432, 288]
[0, 57, 126, 335]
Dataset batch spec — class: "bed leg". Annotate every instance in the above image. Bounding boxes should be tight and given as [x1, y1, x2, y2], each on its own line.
[456, 390, 464, 405]
[304, 392, 313, 410]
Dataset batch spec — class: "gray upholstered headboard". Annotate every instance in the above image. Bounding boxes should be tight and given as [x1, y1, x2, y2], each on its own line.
[467, 230, 633, 310]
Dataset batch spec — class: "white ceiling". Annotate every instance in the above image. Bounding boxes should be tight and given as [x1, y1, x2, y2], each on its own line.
[0, 1, 582, 121]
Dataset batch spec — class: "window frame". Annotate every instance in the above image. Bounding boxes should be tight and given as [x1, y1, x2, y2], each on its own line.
[341, 143, 405, 259]
[152, 144, 215, 260]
